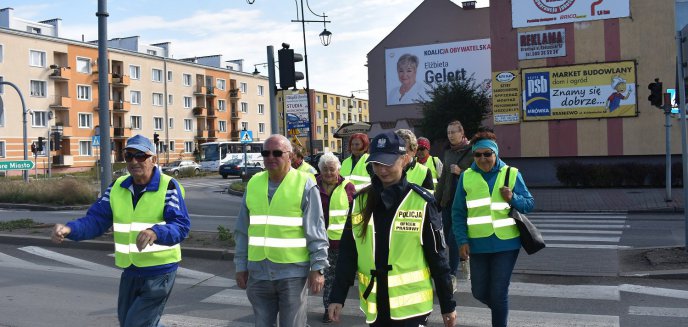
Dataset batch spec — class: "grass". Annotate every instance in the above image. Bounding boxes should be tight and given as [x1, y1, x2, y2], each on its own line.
[229, 181, 247, 193]
[217, 225, 235, 247]
[0, 178, 97, 205]
[0, 219, 38, 231]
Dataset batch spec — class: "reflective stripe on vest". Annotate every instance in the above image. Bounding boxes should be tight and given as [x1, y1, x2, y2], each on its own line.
[406, 163, 429, 187]
[246, 170, 310, 263]
[421, 156, 439, 187]
[463, 166, 520, 240]
[111, 173, 182, 268]
[327, 181, 352, 240]
[342, 154, 371, 191]
[351, 190, 434, 324]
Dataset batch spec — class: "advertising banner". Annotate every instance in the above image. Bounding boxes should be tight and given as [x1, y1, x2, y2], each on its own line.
[492, 71, 522, 125]
[512, 0, 630, 28]
[518, 29, 566, 60]
[285, 93, 310, 132]
[522, 61, 637, 121]
[385, 38, 492, 106]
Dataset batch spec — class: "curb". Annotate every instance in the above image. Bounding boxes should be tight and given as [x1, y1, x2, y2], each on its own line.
[619, 269, 688, 279]
[0, 203, 90, 211]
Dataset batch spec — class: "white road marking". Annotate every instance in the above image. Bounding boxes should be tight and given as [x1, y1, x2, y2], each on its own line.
[628, 306, 688, 318]
[539, 229, 623, 235]
[620, 284, 688, 300]
[529, 219, 627, 223]
[534, 224, 628, 229]
[546, 244, 630, 249]
[543, 235, 621, 243]
[161, 314, 235, 327]
[19, 246, 120, 277]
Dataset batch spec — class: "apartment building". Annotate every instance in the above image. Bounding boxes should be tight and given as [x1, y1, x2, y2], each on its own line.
[0, 8, 269, 173]
[277, 89, 369, 154]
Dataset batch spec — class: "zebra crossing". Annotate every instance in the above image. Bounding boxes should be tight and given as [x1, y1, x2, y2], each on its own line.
[527, 212, 628, 249]
[177, 178, 231, 190]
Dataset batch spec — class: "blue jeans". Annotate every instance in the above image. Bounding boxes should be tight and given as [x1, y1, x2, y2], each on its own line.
[469, 250, 519, 327]
[118, 270, 176, 327]
[442, 207, 460, 275]
[246, 276, 308, 327]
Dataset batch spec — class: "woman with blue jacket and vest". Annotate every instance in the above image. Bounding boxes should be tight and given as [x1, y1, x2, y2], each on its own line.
[328, 131, 456, 327]
[452, 128, 534, 327]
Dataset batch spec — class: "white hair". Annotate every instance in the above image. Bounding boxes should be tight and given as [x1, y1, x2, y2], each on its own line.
[318, 152, 341, 171]
[264, 134, 293, 152]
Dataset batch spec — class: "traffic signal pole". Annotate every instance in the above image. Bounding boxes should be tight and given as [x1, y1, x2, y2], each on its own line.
[676, 27, 688, 251]
[0, 81, 29, 182]
[663, 92, 672, 202]
[96, 0, 112, 196]
[267, 46, 279, 134]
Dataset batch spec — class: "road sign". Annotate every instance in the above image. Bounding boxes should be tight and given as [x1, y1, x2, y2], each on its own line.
[240, 130, 253, 143]
[92, 135, 100, 147]
[0, 160, 35, 171]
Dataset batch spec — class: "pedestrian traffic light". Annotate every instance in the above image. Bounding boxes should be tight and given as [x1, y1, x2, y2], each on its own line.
[53, 131, 61, 150]
[648, 78, 663, 108]
[153, 133, 160, 145]
[278, 43, 304, 90]
[31, 142, 36, 154]
[37, 137, 44, 152]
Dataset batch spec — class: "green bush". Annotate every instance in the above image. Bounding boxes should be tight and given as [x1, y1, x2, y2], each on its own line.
[0, 178, 97, 205]
[217, 225, 235, 246]
[556, 161, 681, 187]
[0, 219, 37, 231]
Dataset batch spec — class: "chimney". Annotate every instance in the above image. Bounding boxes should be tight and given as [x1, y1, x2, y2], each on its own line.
[0, 7, 13, 28]
[462, 1, 476, 9]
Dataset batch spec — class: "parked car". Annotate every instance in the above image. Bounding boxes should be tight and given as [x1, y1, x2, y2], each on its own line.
[219, 158, 264, 179]
[161, 160, 201, 177]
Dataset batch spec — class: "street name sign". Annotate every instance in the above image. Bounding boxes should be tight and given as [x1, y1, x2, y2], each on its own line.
[0, 160, 35, 171]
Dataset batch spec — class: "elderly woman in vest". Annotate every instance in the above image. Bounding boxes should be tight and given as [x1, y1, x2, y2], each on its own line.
[452, 128, 534, 327]
[328, 131, 456, 327]
[341, 133, 371, 191]
[317, 152, 356, 323]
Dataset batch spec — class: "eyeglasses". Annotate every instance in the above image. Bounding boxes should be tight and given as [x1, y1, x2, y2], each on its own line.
[418, 147, 428, 151]
[124, 151, 152, 162]
[261, 150, 289, 158]
[473, 151, 494, 158]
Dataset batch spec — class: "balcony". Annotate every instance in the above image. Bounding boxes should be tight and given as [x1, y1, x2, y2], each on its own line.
[92, 72, 113, 84]
[194, 86, 207, 96]
[324, 118, 328, 124]
[49, 96, 72, 110]
[112, 127, 132, 138]
[206, 86, 216, 97]
[113, 100, 131, 111]
[94, 100, 114, 111]
[54, 124, 73, 136]
[231, 110, 241, 121]
[112, 74, 130, 87]
[53, 155, 74, 166]
[230, 131, 240, 140]
[229, 89, 241, 99]
[207, 107, 216, 117]
[195, 129, 208, 139]
[49, 67, 71, 81]
[193, 107, 206, 117]
[208, 129, 217, 139]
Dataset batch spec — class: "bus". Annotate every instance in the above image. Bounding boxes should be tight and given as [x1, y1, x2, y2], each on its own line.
[198, 141, 264, 172]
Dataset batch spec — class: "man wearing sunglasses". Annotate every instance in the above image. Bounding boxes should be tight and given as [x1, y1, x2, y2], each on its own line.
[51, 134, 190, 327]
[234, 134, 329, 327]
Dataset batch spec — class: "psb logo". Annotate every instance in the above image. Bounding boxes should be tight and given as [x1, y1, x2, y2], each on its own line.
[533, 0, 575, 14]
[524, 72, 551, 116]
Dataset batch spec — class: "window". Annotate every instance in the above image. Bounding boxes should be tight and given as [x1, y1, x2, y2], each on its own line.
[317, 126, 321, 134]
[259, 123, 265, 133]
[240, 82, 247, 93]
[30, 80, 46, 97]
[78, 113, 93, 128]
[147, 49, 157, 55]
[183, 74, 191, 86]
[77, 85, 92, 101]
[241, 102, 248, 113]
[317, 111, 321, 119]
[330, 98, 334, 105]
[79, 141, 92, 156]
[0, 100, 4, 126]
[169, 141, 175, 152]
[364, 103, 367, 110]
[130, 65, 141, 80]
[183, 96, 192, 108]
[29, 50, 46, 67]
[152, 93, 163, 106]
[167, 71, 173, 81]
[0, 75, 4, 94]
[258, 104, 264, 115]
[258, 85, 264, 96]
[166, 117, 173, 130]
[154, 117, 163, 130]
[0, 44, 3, 63]
[168, 94, 173, 105]
[217, 79, 226, 90]
[184, 141, 193, 153]
[130, 91, 141, 105]
[75, 57, 91, 74]
[241, 122, 249, 130]
[219, 121, 227, 132]
[156, 142, 165, 154]
[184, 119, 192, 131]
[152, 69, 163, 82]
[131, 116, 142, 129]
[316, 97, 320, 104]
[218, 99, 226, 111]
[0, 141, 5, 157]
[32, 111, 48, 127]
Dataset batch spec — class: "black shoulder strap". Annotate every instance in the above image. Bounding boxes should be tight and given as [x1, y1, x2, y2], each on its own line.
[409, 183, 435, 203]
[504, 166, 511, 187]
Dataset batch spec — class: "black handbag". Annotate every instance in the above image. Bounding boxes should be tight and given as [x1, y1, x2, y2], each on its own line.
[504, 167, 546, 255]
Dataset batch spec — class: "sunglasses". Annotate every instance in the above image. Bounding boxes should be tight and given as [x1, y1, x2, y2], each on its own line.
[473, 151, 494, 158]
[124, 151, 152, 162]
[261, 150, 289, 158]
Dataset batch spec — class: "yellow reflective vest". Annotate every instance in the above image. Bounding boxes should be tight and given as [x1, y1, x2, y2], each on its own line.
[341, 154, 371, 191]
[420, 156, 439, 188]
[326, 181, 352, 240]
[463, 166, 520, 240]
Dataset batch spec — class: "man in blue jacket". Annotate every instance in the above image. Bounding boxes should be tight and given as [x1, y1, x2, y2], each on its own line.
[51, 134, 190, 327]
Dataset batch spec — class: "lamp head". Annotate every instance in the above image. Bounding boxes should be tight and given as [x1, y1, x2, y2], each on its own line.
[282, 42, 290, 50]
[319, 28, 332, 46]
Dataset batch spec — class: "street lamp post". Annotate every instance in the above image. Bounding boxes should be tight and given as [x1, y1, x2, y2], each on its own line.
[247, 0, 332, 155]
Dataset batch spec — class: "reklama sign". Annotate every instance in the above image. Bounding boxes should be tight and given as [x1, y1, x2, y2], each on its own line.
[512, 0, 630, 28]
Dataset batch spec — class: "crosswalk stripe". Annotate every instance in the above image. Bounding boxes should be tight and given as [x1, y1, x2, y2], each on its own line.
[529, 219, 627, 223]
[546, 244, 629, 249]
[628, 306, 688, 318]
[539, 229, 623, 235]
[19, 246, 121, 277]
[534, 223, 628, 229]
[161, 314, 235, 327]
[543, 235, 621, 242]
[620, 284, 688, 300]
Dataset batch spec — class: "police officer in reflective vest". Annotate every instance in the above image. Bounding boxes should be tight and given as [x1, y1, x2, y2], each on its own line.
[328, 131, 456, 327]
[51, 134, 190, 327]
[234, 134, 329, 327]
[395, 129, 433, 190]
[341, 133, 372, 191]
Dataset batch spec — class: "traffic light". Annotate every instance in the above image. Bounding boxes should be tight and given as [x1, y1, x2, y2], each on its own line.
[278, 43, 304, 90]
[31, 142, 36, 154]
[153, 133, 160, 145]
[37, 137, 44, 152]
[53, 131, 61, 150]
[648, 78, 663, 108]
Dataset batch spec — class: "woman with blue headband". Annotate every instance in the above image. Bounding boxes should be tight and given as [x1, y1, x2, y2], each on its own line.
[451, 128, 534, 327]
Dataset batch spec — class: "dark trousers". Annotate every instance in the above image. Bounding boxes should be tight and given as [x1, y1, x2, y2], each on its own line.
[469, 250, 520, 327]
[370, 313, 429, 327]
[323, 247, 339, 310]
[118, 270, 176, 327]
[442, 207, 460, 275]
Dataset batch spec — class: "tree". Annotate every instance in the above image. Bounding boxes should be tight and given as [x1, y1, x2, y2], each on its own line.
[419, 75, 491, 142]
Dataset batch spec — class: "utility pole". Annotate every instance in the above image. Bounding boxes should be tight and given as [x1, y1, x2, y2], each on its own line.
[676, 25, 688, 251]
[96, 0, 112, 195]
[0, 81, 30, 182]
[268, 46, 279, 134]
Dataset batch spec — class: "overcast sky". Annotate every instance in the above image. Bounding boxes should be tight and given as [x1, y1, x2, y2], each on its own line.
[7, 0, 489, 98]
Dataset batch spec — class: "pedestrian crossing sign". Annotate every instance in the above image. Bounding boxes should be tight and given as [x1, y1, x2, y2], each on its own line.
[240, 130, 253, 144]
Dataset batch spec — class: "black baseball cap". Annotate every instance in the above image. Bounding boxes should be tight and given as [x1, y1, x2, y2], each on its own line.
[366, 131, 407, 166]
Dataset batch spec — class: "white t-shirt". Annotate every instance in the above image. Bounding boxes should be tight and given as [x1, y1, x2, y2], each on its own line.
[387, 82, 429, 105]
